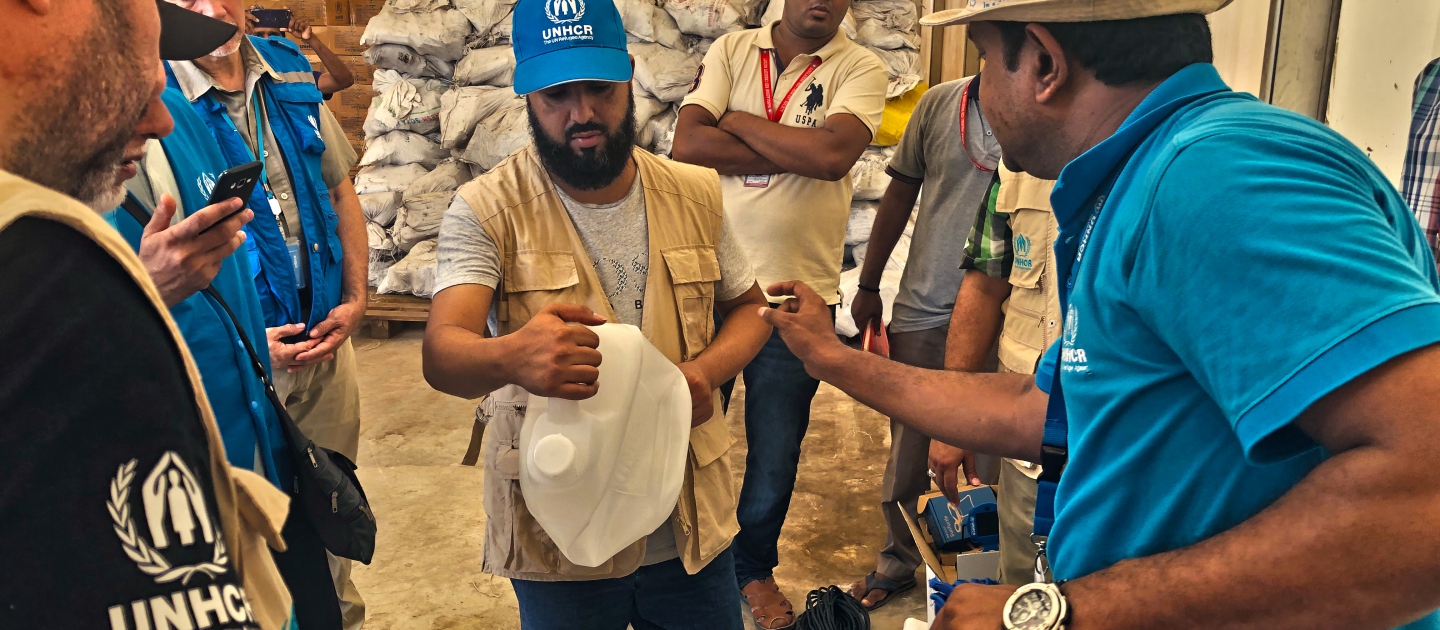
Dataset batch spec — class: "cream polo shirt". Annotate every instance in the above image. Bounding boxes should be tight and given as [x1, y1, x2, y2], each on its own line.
[682, 25, 887, 304]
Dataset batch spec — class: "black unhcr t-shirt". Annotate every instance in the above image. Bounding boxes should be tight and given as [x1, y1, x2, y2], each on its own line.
[0, 218, 258, 629]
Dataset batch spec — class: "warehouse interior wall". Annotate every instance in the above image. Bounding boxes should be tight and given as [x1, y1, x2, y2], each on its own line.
[1328, 0, 1440, 186]
[1209, 0, 1271, 96]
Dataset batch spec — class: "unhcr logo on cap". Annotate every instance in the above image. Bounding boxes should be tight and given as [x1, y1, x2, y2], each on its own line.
[541, 0, 594, 43]
[546, 0, 585, 24]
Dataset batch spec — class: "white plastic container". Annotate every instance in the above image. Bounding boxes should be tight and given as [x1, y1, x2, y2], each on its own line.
[518, 323, 692, 567]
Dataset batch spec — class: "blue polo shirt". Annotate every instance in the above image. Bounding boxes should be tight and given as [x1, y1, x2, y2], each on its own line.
[1038, 64, 1440, 628]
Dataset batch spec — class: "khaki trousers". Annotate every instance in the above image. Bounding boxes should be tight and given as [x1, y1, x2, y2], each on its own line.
[274, 337, 365, 630]
[996, 458, 1041, 585]
[874, 325, 948, 580]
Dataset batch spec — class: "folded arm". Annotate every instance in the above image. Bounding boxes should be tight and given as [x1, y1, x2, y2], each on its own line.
[718, 110, 873, 181]
[671, 105, 786, 176]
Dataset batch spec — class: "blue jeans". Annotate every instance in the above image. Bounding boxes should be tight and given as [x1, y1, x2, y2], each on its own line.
[510, 548, 745, 630]
[721, 309, 831, 587]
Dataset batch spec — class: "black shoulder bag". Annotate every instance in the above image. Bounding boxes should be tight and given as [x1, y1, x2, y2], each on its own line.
[121, 198, 377, 564]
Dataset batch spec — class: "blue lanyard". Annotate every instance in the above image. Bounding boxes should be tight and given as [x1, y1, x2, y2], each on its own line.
[217, 87, 273, 190]
[1031, 148, 1138, 542]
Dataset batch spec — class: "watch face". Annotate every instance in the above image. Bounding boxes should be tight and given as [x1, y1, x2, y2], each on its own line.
[1007, 589, 1057, 630]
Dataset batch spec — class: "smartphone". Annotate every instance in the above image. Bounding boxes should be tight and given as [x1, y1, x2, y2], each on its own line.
[250, 8, 292, 30]
[199, 161, 263, 235]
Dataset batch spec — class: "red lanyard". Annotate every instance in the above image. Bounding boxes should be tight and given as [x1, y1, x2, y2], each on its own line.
[760, 49, 824, 123]
[958, 77, 996, 173]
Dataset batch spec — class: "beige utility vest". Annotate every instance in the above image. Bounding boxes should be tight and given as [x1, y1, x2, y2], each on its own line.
[456, 145, 739, 581]
[996, 165, 1060, 478]
[996, 165, 1062, 376]
[0, 171, 292, 629]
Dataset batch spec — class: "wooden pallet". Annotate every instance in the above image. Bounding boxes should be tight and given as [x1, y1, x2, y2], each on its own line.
[363, 288, 430, 338]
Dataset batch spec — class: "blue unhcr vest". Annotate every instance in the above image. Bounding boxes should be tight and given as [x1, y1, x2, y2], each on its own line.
[107, 87, 291, 488]
[166, 35, 345, 332]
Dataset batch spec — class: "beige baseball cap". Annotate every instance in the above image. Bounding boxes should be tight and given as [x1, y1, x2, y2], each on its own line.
[920, 0, 1234, 27]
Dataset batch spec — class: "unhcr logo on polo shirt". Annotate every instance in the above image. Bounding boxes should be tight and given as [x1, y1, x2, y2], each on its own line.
[542, 0, 594, 43]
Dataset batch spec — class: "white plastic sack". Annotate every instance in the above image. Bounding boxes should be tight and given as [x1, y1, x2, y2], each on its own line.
[405, 159, 471, 200]
[648, 106, 679, 156]
[693, 37, 715, 55]
[635, 94, 669, 149]
[353, 163, 432, 194]
[870, 46, 919, 79]
[519, 324, 690, 567]
[836, 230, 911, 337]
[664, 0, 747, 38]
[361, 130, 451, 167]
[856, 19, 918, 50]
[462, 99, 531, 171]
[364, 76, 446, 139]
[368, 252, 398, 289]
[361, 6, 474, 61]
[365, 44, 426, 77]
[454, 0, 518, 40]
[393, 191, 450, 254]
[440, 85, 520, 149]
[377, 238, 439, 297]
[850, 146, 893, 201]
[453, 46, 516, 87]
[360, 191, 402, 226]
[846, 200, 878, 246]
[630, 43, 703, 103]
[615, 0, 688, 50]
[389, 0, 451, 11]
[888, 73, 922, 100]
[850, 0, 917, 32]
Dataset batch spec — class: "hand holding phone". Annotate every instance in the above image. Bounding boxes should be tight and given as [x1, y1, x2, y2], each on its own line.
[200, 161, 263, 235]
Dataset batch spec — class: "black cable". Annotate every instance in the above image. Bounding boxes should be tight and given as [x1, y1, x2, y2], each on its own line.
[793, 585, 871, 630]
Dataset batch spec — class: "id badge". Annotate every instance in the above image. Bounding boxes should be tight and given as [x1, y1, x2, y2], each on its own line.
[286, 236, 308, 289]
[743, 174, 771, 188]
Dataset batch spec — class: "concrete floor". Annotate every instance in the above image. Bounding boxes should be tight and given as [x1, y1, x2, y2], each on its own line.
[349, 326, 927, 629]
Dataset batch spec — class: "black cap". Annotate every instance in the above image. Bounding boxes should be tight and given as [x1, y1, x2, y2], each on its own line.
[157, 0, 239, 60]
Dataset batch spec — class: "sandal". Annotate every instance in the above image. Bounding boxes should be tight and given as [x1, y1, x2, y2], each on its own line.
[849, 571, 918, 612]
[741, 577, 796, 629]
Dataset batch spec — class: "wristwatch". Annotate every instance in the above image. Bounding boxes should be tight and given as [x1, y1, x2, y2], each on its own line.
[1003, 582, 1069, 630]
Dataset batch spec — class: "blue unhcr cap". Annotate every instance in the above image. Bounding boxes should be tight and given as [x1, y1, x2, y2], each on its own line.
[512, 0, 633, 95]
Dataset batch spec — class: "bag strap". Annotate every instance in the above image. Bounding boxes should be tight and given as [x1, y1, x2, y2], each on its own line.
[120, 196, 314, 466]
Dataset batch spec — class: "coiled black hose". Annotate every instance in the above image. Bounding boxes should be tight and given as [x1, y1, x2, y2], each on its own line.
[793, 585, 871, 630]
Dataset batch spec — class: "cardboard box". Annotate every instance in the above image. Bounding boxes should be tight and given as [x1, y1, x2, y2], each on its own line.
[326, 87, 372, 156]
[311, 25, 367, 56]
[325, 0, 351, 25]
[351, 0, 386, 25]
[903, 489, 1001, 624]
[307, 53, 372, 85]
[921, 486, 997, 552]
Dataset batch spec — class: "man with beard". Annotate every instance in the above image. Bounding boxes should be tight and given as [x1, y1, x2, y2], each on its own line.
[671, 0, 885, 623]
[423, 0, 770, 626]
[163, 0, 366, 623]
[0, 2, 292, 628]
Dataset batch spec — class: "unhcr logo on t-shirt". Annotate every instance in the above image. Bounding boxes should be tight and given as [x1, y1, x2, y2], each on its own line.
[542, 0, 593, 44]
